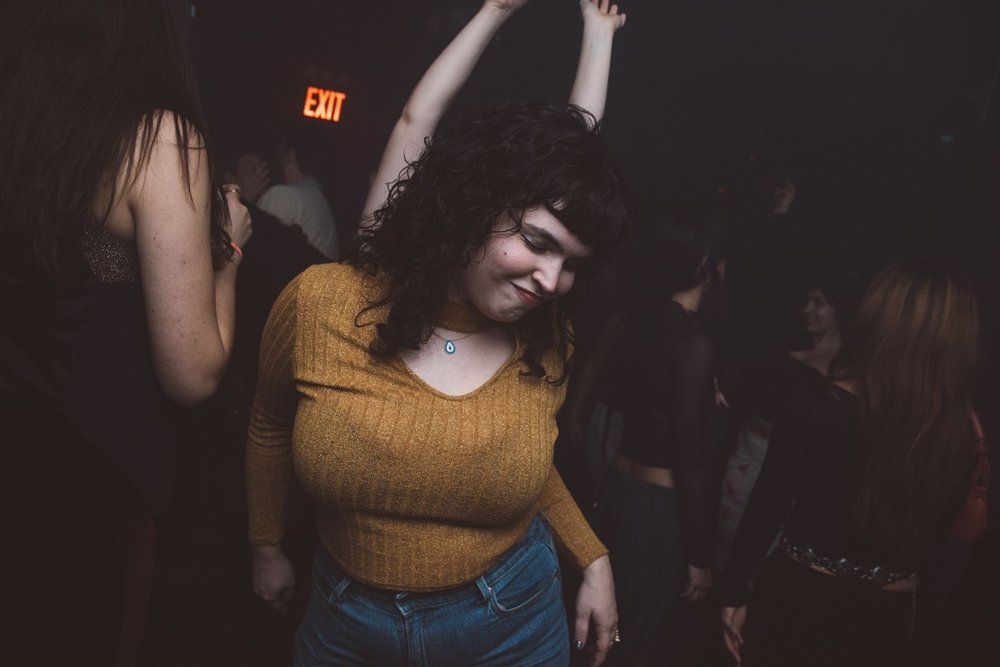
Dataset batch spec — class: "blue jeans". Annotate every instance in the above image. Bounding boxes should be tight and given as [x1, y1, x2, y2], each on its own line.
[294, 514, 569, 666]
[597, 467, 686, 667]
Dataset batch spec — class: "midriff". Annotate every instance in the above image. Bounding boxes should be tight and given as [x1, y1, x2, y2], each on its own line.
[614, 453, 675, 488]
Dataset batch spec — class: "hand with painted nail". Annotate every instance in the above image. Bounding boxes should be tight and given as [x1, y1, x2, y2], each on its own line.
[574, 554, 617, 666]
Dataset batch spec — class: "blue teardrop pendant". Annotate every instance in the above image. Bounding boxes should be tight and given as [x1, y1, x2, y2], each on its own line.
[444, 340, 457, 354]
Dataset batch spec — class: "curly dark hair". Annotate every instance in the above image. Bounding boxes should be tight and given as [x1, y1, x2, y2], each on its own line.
[351, 102, 629, 383]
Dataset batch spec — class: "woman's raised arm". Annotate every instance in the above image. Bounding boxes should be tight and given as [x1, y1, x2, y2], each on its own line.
[359, 0, 625, 233]
[358, 1, 531, 231]
[569, 0, 626, 125]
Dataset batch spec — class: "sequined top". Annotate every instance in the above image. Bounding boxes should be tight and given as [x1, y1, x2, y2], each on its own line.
[80, 218, 139, 283]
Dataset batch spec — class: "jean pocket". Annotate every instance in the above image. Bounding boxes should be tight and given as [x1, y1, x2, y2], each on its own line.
[485, 539, 560, 617]
[311, 552, 353, 607]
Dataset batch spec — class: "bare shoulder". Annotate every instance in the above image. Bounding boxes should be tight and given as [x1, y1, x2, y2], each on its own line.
[96, 111, 207, 241]
[139, 109, 206, 149]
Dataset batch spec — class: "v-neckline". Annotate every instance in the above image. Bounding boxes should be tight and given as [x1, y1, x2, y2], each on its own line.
[395, 336, 523, 401]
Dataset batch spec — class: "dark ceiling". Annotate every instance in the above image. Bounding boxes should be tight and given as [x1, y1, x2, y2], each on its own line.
[190, 0, 999, 290]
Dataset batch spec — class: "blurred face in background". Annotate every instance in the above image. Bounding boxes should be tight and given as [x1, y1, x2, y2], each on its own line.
[803, 288, 838, 337]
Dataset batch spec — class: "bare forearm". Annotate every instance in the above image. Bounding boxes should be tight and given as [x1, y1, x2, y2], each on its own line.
[148, 261, 237, 407]
[404, 4, 514, 127]
[569, 0, 625, 125]
[570, 23, 616, 122]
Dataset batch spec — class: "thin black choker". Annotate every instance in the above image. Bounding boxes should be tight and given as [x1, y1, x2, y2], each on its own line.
[435, 300, 493, 334]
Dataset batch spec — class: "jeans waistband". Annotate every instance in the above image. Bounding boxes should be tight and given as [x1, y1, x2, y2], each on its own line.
[314, 514, 554, 611]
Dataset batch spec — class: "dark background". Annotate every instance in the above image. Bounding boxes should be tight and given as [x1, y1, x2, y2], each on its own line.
[188, 0, 999, 398]
[190, 0, 998, 263]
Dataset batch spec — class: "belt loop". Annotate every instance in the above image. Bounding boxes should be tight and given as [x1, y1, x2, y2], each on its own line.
[474, 576, 493, 606]
[331, 571, 352, 602]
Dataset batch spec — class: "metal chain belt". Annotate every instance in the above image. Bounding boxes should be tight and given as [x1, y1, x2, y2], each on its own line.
[781, 540, 918, 588]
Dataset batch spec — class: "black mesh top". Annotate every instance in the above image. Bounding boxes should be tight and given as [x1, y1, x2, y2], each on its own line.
[725, 349, 825, 424]
[721, 376, 868, 607]
[610, 298, 716, 567]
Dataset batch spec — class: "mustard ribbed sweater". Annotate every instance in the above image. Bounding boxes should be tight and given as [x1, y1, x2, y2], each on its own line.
[246, 262, 606, 591]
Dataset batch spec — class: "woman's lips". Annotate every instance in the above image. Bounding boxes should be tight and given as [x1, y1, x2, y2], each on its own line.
[513, 284, 541, 306]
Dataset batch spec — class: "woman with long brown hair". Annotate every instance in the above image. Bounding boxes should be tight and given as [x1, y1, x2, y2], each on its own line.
[1, 1, 251, 663]
[720, 258, 983, 666]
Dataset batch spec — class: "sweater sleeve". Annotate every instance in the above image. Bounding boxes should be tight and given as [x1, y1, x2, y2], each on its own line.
[538, 465, 608, 570]
[246, 273, 302, 546]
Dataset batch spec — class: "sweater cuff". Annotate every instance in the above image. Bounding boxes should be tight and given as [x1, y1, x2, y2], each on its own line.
[541, 503, 608, 570]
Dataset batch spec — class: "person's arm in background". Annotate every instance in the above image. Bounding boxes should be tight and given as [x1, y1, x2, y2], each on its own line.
[669, 333, 717, 602]
[131, 111, 252, 406]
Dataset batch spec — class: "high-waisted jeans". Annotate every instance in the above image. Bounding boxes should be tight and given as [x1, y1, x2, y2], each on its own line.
[294, 514, 569, 667]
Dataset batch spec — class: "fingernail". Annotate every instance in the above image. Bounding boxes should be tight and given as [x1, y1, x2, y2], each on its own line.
[575, 640, 585, 651]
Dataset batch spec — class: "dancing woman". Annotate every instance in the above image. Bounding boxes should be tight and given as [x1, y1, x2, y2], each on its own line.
[248, 1, 628, 665]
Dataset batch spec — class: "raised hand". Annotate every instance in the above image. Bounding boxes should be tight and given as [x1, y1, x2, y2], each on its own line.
[570, 0, 627, 123]
[580, 0, 626, 34]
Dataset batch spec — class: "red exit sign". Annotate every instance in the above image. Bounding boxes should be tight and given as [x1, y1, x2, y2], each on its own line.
[302, 86, 346, 122]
